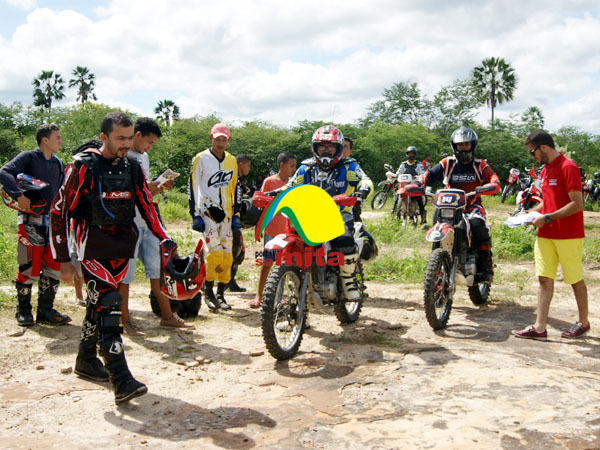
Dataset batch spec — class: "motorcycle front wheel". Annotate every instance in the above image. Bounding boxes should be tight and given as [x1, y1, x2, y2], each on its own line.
[261, 265, 306, 360]
[334, 261, 365, 324]
[423, 248, 453, 330]
[468, 283, 490, 305]
[371, 189, 389, 210]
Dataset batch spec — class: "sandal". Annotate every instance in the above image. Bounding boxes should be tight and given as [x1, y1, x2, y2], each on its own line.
[248, 298, 261, 309]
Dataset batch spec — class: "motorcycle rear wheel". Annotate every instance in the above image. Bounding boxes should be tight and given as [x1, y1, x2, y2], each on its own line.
[371, 189, 389, 210]
[424, 248, 453, 330]
[261, 265, 306, 360]
[334, 261, 365, 324]
[468, 283, 490, 305]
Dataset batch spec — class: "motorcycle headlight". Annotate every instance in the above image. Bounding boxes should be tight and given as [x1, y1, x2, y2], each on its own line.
[440, 208, 454, 219]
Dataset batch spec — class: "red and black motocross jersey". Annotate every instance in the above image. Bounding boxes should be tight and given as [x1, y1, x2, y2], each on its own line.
[50, 148, 169, 262]
[420, 156, 500, 208]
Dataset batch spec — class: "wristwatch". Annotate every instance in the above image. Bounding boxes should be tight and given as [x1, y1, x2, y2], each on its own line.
[544, 214, 552, 224]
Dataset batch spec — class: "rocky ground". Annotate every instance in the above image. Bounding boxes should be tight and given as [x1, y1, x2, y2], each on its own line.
[0, 207, 599, 449]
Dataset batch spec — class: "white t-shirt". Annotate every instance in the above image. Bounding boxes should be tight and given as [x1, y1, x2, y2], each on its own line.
[128, 150, 151, 228]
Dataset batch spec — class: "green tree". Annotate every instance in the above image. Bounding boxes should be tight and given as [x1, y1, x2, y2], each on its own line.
[520, 106, 544, 130]
[68, 66, 97, 104]
[472, 57, 518, 122]
[32, 70, 65, 111]
[428, 78, 483, 138]
[361, 81, 424, 126]
[154, 99, 180, 126]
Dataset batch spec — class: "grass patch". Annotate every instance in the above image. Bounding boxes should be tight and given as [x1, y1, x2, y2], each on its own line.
[0, 289, 12, 309]
[583, 236, 600, 263]
[364, 250, 426, 283]
[491, 220, 535, 261]
[0, 208, 18, 280]
[156, 191, 190, 223]
[366, 216, 428, 249]
[370, 332, 399, 348]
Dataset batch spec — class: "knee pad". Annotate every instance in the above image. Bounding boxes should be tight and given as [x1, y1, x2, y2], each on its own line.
[470, 218, 490, 244]
[331, 235, 358, 256]
[99, 292, 123, 334]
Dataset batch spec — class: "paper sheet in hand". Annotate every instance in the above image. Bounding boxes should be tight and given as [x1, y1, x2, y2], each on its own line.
[156, 169, 180, 186]
[503, 211, 543, 228]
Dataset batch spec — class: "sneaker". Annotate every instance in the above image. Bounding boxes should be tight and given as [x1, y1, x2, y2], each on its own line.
[217, 298, 232, 311]
[512, 325, 547, 341]
[75, 298, 86, 307]
[160, 315, 195, 329]
[122, 320, 146, 337]
[561, 322, 590, 339]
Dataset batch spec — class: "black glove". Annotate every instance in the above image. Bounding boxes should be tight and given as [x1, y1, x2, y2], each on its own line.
[265, 190, 279, 197]
[207, 206, 226, 223]
[350, 190, 367, 200]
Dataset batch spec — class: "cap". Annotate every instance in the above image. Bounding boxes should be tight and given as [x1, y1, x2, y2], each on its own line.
[210, 123, 230, 140]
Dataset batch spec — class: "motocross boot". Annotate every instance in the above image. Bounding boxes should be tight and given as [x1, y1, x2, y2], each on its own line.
[475, 250, 494, 284]
[216, 282, 232, 310]
[15, 282, 34, 327]
[74, 308, 109, 382]
[340, 253, 361, 301]
[36, 275, 71, 325]
[420, 211, 427, 225]
[204, 281, 220, 310]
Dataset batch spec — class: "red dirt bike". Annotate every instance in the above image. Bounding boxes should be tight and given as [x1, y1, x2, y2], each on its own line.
[407, 183, 498, 330]
[394, 173, 422, 226]
[501, 168, 521, 203]
[253, 191, 375, 360]
[513, 167, 542, 215]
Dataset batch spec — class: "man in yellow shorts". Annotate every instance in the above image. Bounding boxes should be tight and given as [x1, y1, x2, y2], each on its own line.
[512, 129, 590, 340]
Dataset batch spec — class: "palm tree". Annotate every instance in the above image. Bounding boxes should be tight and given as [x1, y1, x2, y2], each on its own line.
[472, 57, 518, 122]
[69, 66, 97, 104]
[32, 70, 65, 110]
[154, 99, 180, 126]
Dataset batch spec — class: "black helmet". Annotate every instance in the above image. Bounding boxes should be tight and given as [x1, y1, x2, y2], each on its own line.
[240, 198, 262, 228]
[406, 146, 418, 158]
[594, 171, 600, 180]
[450, 126, 478, 163]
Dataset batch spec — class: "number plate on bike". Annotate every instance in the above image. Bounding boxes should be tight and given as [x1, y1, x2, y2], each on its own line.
[433, 190, 465, 208]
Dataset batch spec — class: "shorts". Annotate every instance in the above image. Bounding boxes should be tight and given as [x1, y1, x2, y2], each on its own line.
[534, 237, 584, 285]
[123, 226, 160, 284]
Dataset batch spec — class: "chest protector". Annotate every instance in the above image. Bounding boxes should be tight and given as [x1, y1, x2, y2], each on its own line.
[76, 150, 137, 226]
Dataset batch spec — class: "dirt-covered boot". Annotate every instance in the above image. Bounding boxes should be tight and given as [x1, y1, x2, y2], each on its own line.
[204, 281, 219, 310]
[74, 311, 108, 382]
[216, 282, 232, 310]
[36, 275, 71, 325]
[420, 212, 427, 225]
[339, 253, 361, 301]
[100, 339, 147, 405]
[15, 282, 34, 327]
[475, 250, 494, 284]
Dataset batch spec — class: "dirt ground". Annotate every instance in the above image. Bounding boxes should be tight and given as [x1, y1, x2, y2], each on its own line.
[0, 209, 599, 449]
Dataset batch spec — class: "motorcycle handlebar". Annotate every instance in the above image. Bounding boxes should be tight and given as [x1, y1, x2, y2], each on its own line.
[252, 190, 357, 208]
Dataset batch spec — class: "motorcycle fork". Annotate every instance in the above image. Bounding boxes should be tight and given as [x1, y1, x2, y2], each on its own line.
[296, 270, 311, 325]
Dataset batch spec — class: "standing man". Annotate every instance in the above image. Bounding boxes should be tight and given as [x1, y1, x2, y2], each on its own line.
[0, 123, 71, 326]
[51, 112, 171, 404]
[512, 129, 590, 340]
[118, 118, 191, 336]
[189, 123, 240, 311]
[249, 151, 296, 308]
[228, 154, 252, 293]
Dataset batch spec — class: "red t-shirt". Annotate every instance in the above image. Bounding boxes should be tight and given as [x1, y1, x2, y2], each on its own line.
[261, 174, 288, 236]
[538, 153, 584, 239]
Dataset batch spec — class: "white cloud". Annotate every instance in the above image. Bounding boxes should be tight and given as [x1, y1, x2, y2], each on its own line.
[2, 0, 36, 11]
[0, 0, 599, 133]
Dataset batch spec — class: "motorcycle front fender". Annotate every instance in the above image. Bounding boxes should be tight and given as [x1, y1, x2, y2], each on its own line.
[426, 222, 455, 254]
[377, 181, 389, 188]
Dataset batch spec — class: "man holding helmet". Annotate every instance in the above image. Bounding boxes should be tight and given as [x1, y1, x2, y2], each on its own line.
[396, 145, 426, 224]
[268, 125, 372, 301]
[0, 123, 71, 327]
[417, 126, 500, 283]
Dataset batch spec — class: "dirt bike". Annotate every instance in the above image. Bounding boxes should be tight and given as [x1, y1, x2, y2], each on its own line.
[253, 191, 375, 360]
[395, 173, 421, 226]
[407, 183, 498, 330]
[371, 164, 398, 210]
[501, 168, 522, 203]
[513, 167, 542, 215]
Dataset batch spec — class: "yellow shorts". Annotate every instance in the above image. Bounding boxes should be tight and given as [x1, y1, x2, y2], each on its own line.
[534, 237, 583, 284]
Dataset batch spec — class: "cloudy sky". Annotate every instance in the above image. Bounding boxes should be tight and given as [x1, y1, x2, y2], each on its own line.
[1, 0, 599, 133]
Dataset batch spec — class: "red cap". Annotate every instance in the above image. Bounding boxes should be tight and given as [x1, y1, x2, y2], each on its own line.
[210, 123, 230, 140]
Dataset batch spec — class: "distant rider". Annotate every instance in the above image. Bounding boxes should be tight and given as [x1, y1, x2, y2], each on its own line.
[396, 146, 426, 224]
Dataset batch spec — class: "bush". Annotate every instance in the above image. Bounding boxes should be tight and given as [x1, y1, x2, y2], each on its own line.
[492, 221, 535, 260]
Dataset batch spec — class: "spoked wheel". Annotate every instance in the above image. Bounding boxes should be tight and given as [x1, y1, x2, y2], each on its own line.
[468, 283, 490, 305]
[423, 248, 453, 330]
[501, 185, 511, 203]
[391, 194, 400, 215]
[261, 265, 306, 360]
[334, 261, 365, 324]
[371, 190, 389, 210]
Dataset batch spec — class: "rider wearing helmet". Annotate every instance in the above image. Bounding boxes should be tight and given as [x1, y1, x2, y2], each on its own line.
[396, 146, 426, 223]
[593, 171, 600, 201]
[269, 125, 372, 301]
[417, 126, 501, 283]
[0, 123, 71, 327]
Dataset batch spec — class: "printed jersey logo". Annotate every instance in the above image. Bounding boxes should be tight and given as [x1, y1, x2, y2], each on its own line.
[208, 170, 234, 188]
[258, 185, 345, 246]
[102, 191, 131, 199]
[451, 173, 477, 182]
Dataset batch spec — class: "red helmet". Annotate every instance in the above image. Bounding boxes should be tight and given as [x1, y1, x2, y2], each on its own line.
[312, 125, 344, 170]
[160, 239, 206, 300]
[0, 173, 48, 215]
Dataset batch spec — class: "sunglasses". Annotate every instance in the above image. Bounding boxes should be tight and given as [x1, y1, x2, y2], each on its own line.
[529, 145, 541, 156]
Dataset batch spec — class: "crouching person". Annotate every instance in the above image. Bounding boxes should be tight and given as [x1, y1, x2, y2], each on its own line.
[50, 113, 171, 404]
